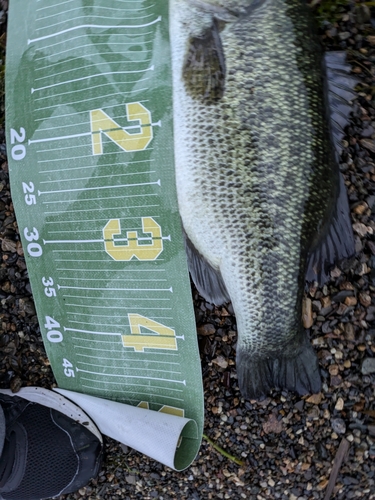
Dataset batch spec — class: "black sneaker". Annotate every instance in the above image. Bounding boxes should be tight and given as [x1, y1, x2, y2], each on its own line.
[0, 388, 103, 500]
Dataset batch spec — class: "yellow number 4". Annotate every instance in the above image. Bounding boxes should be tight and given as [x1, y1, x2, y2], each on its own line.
[138, 401, 184, 417]
[103, 217, 163, 261]
[123, 314, 177, 352]
[90, 102, 152, 154]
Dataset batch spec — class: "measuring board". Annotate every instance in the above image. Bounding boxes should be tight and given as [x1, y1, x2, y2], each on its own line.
[6, 0, 204, 469]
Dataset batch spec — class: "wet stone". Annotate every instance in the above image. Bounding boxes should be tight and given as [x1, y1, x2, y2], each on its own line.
[302, 297, 313, 329]
[322, 321, 332, 334]
[125, 475, 136, 485]
[356, 4, 371, 23]
[353, 222, 370, 237]
[18, 297, 36, 316]
[330, 374, 343, 387]
[312, 300, 322, 312]
[320, 306, 333, 316]
[359, 292, 372, 307]
[9, 376, 22, 393]
[359, 138, 375, 153]
[344, 296, 357, 307]
[262, 413, 283, 434]
[360, 126, 374, 138]
[331, 418, 346, 434]
[338, 31, 351, 41]
[306, 393, 323, 405]
[335, 397, 345, 411]
[197, 323, 216, 336]
[294, 400, 304, 411]
[366, 306, 375, 322]
[361, 358, 375, 375]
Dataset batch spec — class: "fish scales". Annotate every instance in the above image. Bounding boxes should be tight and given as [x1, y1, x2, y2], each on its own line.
[170, 0, 350, 398]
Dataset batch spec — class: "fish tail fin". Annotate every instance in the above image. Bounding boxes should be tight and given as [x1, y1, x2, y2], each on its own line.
[236, 338, 321, 400]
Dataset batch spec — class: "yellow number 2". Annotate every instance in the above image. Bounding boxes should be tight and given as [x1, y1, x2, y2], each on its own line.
[103, 217, 163, 261]
[90, 102, 152, 154]
[123, 314, 177, 352]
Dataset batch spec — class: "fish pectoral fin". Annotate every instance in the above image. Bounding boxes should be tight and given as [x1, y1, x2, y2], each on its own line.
[184, 232, 230, 306]
[306, 172, 355, 286]
[236, 337, 322, 400]
[325, 51, 359, 158]
[183, 17, 226, 103]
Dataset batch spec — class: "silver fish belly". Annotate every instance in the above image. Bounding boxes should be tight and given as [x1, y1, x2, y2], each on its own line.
[169, 0, 354, 398]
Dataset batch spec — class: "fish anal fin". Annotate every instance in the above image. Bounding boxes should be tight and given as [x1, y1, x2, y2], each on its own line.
[184, 233, 229, 306]
[306, 172, 355, 286]
[236, 337, 322, 400]
[183, 18, 226, 104]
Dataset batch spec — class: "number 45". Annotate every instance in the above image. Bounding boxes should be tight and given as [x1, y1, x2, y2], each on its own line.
[62, 358, 75, 377]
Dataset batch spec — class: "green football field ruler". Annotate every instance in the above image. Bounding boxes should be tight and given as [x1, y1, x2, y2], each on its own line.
[6, 0, 203, 470]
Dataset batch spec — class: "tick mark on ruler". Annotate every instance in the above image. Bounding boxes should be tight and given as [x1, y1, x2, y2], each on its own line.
[44, 238, 102, 244]
[37, 5, 156, 26]
[63, 326, 122, 336]
[43, 235, 171, 244]
[29, 122, 161, 145]
[27, 17, 162, 44]
[75, 367, 186, 385]
[31, 67, 154, 93]
[38, 179, 160, 196]
[57, 284, 173, 293]
[78, 361, 182, 376]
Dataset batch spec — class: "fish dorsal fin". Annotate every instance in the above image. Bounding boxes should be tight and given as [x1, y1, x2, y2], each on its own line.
[306, 172, 355, 285]
[306, 52, 357, 285]
[184, 232, 230, 306]
[182, 18, 226, 104]
[324, 51, 359, 157]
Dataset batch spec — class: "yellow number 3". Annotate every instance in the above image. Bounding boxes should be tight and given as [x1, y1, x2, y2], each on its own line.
[103, 217, 163, 261]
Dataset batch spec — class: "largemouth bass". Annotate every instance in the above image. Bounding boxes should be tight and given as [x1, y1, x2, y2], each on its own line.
[169, 0, 356, 399]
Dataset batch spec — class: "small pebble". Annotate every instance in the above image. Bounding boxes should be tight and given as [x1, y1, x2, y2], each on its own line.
[359, 292, 371, 307]
[306, 393, 322, 405]
[212, 355, 228, 369]
[329, 365, 339, 376]
[344, 296, 357, 307]
[352, 222, 370, 238]
[338, 31, 351, 41]
[352, 201, 368, 215]
[335, 397, 345, 411]
[361, 358, 375, 375]
[331, 418, 346, 434]
[197, 323, 216, 336]
[302, 297, 313, 328]
[360, 138, 375, 153]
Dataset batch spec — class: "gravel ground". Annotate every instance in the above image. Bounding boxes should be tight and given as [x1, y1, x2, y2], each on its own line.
[1, 2, 375, 499]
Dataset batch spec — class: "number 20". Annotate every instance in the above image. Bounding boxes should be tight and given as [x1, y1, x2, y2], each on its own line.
[10, 127, 26, 161]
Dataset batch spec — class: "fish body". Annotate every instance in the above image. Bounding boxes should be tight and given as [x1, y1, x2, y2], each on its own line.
[169, 0, 354, 398]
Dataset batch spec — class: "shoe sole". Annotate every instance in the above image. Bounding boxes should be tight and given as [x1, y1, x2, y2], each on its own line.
[0, 388, 102, 443]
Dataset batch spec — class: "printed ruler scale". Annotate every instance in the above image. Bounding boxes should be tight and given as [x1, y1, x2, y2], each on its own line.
[6, 0, 204, 470]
